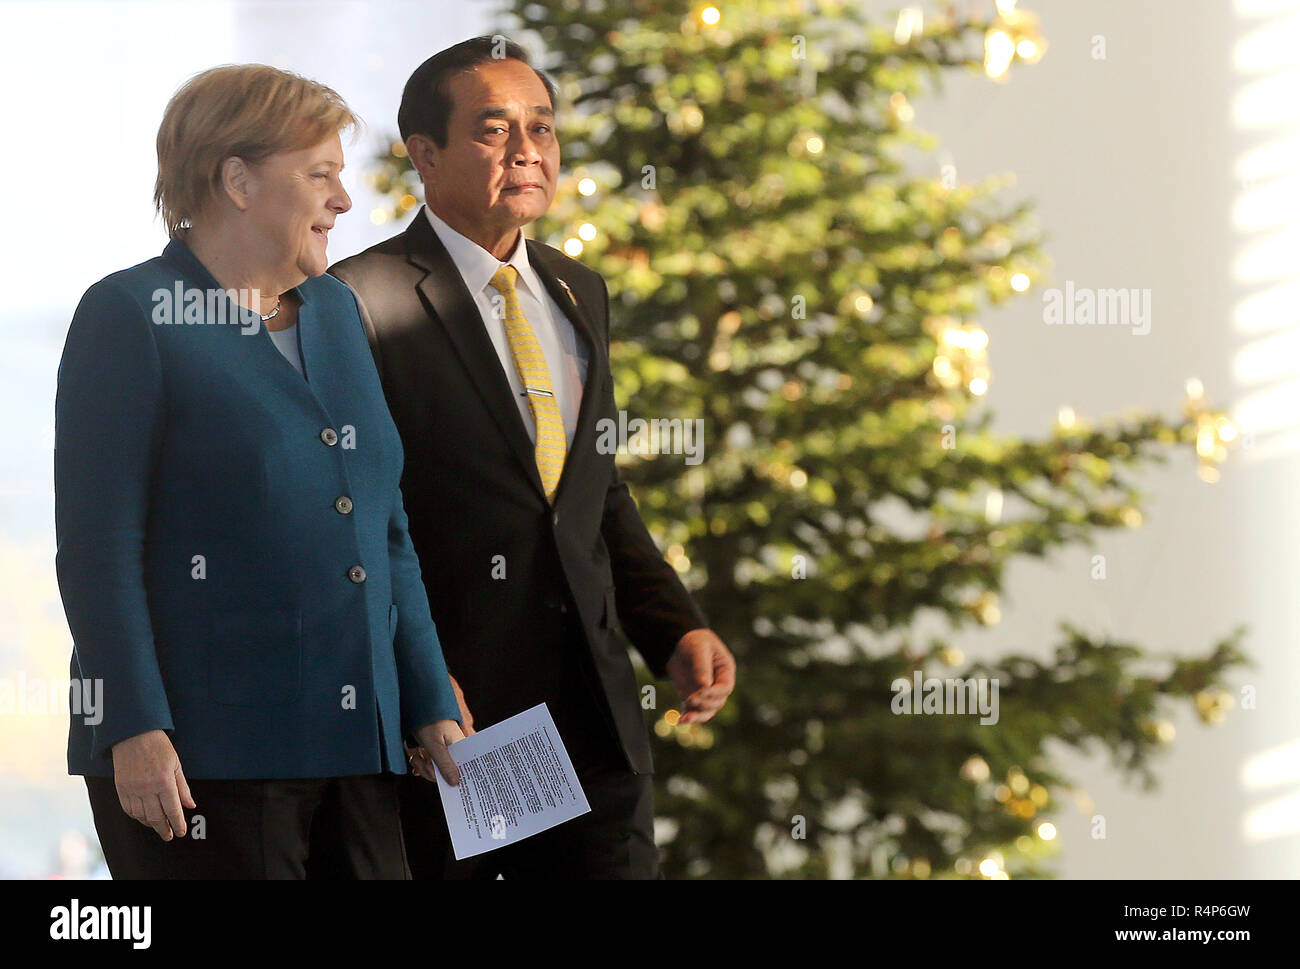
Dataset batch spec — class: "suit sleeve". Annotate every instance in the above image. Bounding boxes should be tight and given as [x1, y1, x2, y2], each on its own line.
[338, 282, 459, 734]
[54, 280, 176, 760]
[593, 275, 708, 678]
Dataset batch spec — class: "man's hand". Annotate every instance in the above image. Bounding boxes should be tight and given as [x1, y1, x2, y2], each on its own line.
[111, 729, 196, 841]
[408, 719, 466, 786]
[666, 628, 736, 724]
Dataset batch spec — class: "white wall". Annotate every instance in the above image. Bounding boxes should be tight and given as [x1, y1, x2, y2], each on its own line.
[878, 0, 1299, 877]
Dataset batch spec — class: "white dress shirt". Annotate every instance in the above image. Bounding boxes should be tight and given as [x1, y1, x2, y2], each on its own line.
[424, 206, 589, 443]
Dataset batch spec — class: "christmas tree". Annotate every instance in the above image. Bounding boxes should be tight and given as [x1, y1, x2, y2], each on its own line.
[369, 0, 1248, 878]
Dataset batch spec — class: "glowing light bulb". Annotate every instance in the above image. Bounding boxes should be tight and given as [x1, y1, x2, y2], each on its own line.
[985, 30, 1015, 79]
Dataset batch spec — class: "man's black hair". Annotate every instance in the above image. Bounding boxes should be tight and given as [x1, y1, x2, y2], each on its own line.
[397, 35, 558, 147]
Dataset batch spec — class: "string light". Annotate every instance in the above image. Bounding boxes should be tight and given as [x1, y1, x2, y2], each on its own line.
[961, 755, 990, 783]
[1195, 689, 1234, 724]
[928, 318, 992, 397]
[984, 1, 1047, 80]
[1182, 378, 1237, 482]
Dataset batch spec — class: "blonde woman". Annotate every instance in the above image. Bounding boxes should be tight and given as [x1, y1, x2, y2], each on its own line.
[54, 65, 463, 879]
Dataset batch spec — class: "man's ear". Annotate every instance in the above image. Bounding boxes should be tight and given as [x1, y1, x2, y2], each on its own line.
[218, 156, 252, 212]
[406, 134, 438, 186]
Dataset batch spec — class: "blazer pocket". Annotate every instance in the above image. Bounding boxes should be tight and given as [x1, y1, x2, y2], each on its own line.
[207, 607, 302, 707]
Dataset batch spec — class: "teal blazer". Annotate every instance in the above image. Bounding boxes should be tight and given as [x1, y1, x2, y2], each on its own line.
[55, 236, 460, 778]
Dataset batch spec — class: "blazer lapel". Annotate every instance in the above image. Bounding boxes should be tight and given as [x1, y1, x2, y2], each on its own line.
[404, 212, 545, 497]
[161, 235, 325, 409]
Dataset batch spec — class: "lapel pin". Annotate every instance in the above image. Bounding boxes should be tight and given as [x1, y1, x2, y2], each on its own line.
[557, 278, 578, 306]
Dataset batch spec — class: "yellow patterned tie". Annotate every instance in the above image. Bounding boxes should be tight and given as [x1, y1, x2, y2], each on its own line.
[488, 264, 568, 502]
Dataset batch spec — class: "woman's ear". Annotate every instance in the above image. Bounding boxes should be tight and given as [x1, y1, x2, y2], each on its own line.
[218, 156, 252, 212]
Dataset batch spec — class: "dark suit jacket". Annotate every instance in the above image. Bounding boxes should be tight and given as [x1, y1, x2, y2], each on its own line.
[55, 236, 460, 778]
[329, 208, 706, 774]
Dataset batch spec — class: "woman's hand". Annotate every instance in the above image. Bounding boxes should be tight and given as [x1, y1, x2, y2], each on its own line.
[449, 674, 475, 736]
[408, 719, 466, 786]
[110, 729, 196, 841]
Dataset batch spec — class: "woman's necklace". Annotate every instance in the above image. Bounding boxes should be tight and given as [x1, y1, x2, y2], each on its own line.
[260, 297, 282, 322]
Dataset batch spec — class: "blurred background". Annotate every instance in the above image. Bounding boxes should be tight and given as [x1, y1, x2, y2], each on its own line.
[1, 0, 1296, 878]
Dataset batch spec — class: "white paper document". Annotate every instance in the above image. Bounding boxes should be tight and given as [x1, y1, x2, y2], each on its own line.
[434, 702, 591, 859]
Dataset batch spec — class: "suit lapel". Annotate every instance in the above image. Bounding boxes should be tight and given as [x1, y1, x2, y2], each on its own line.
[404, 213, 544, 497]
[526, 240, 609, 505]
[402, 210, 612, 506]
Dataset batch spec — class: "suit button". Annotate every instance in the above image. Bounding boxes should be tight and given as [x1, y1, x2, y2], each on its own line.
[348, 565, 366, 583]
[334, 496, 354, 515]
[320, 428, 339, 446]
[552, 511, 560, 526]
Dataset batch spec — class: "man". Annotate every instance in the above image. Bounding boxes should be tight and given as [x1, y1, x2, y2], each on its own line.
[329, 36, 736, 879]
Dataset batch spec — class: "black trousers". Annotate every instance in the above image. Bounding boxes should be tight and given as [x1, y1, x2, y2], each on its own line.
[84, 773, 409, 879]
[398, 644, 660, 879]
[398, 757, 659, 879]
[397, 606, 661, 879]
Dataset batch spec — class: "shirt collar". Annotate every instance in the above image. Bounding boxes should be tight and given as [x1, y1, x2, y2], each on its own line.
[423, 206, 543, 302]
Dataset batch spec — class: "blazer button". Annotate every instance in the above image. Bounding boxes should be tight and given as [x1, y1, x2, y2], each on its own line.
[552, 510, 560, 526]
[334, 496, 354, 515]
[320, 428, 339, 446]
[348, 565, 366, 583]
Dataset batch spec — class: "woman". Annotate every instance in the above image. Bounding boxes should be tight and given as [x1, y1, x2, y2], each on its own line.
[54, 64, 462, 879]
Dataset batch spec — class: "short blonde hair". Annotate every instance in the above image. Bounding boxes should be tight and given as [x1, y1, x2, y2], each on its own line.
[154, 64, 359, 236]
